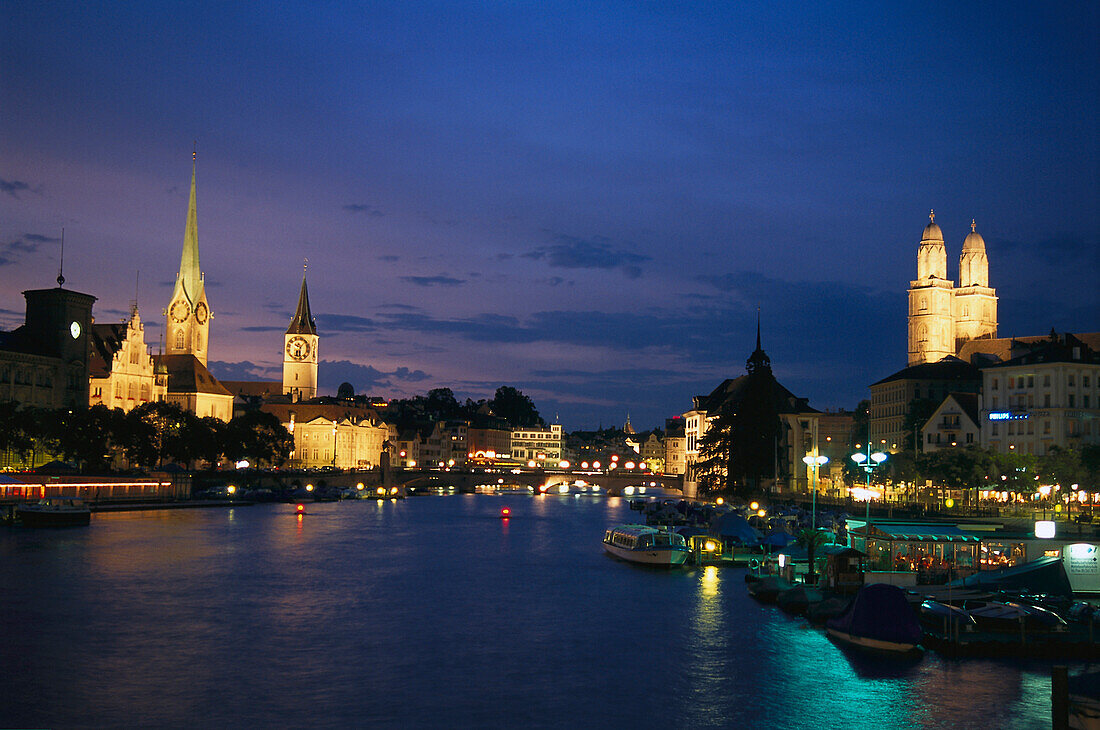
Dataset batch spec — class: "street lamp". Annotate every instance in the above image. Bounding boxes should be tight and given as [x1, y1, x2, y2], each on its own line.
[802, 454, 829, 530]
[851, 449, 887, 524]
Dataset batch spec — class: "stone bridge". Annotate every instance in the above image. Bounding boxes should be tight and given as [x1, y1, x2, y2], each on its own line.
[392, 468, 683, 496]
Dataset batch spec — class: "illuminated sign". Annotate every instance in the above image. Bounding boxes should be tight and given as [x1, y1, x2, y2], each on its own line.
[988, 412, 1029, 421]
[1034, 520, 1056, 539]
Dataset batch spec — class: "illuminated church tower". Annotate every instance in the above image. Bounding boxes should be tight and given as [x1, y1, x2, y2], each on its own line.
[164, 152, 212, 367]
[953, 220, 998, 349]
[283, 267, 318, 402]
[907, 212, 998, 365]
[908, 211, 955, 365]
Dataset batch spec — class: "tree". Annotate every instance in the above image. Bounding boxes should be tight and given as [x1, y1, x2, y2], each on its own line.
[122, 402, 190, 470]
[490, 386, 543, 427]
[902, 398, 940, 456]
[50, 405, 126, 473]
[797, 528, 829, 585]
[696, 407, 736, 494]
[225, 410, 293, 468]
[0, 401, 36, 464]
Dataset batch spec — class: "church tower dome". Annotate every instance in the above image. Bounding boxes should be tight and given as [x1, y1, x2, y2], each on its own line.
[908, 210, 955, 365]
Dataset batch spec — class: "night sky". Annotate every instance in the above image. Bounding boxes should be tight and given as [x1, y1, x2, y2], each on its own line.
[2, 2, 1097, 430]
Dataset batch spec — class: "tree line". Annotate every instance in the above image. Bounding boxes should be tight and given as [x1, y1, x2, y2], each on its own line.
[0, 401, 293, 473]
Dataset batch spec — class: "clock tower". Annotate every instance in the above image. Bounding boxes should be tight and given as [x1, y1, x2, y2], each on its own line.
[165, 153, 212, 366]
[283, 269, 318, 402]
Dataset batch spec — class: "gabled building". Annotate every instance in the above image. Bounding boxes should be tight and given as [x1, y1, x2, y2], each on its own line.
[88, 305, 168, 411]
[870, 356, 982, 453]
[921, 393, 981, 452]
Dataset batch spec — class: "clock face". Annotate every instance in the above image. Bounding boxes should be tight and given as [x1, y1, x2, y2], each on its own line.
[194, 302, 209, 324]
[286, 336, 311, 361]
[170, 300, 190, 323]
[69, 321, 81, 339]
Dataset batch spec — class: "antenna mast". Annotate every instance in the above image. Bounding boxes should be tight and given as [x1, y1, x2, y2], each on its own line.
[56, 228, 65, 287]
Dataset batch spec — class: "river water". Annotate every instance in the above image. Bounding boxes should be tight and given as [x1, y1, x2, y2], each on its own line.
[0, 495, 1066, 728]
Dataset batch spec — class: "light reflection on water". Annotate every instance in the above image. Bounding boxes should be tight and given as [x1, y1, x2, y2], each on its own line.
[0, 496, 1062, 729]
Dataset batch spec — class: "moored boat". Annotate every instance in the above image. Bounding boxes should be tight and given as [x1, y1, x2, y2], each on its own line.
[602, 524, 688, 567]
[746, 575, 793, 603]
[964, 600, 1068, 632]
[919, 600, 977, 632]
[826, 583, 923, 654]
[16, 497, 91, 527]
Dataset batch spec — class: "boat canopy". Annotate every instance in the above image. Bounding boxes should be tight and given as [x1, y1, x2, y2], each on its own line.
[827, 583, 922, 645]
[856, 523, 980, 542]
[947, 556, 1074, 599]
[711, 513, 762, 545]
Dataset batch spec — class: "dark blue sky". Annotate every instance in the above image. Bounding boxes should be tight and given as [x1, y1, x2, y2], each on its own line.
[2, 2, 1097, 429]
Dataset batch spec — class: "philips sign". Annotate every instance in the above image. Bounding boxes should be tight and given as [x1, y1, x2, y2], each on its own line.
[988, 412, 1028, 421]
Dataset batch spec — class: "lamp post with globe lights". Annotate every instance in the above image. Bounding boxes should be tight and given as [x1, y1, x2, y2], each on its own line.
[802, 454, 829, 530]
[851, 449, 887, 524]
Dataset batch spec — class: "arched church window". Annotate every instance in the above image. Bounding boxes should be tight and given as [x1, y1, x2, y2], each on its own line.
[919, 296, 927, 311]
[175, 329, 184, 350]
[918, 324, 927, 343]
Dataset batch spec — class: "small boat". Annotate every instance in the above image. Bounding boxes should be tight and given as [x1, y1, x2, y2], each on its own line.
[16, 497, 92, 527]
[746, 575, 793, 603]
[776, 585, 825, 615]
[964, 600, 1068, 632]
[602, 524, 688, 567]
[826, 583, 923, 654]
[807, 596, 852, 626]
[919, 600, 977, 632]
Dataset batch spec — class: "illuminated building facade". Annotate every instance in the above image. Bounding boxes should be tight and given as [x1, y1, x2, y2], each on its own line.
[88, 305, 168, 411]
[980, 333, 1100, 455]
[908, 212, 998, 366]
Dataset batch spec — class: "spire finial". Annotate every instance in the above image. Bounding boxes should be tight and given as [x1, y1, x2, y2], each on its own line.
[192, 140, 196, 162]
[971, 219, 976, 232]
[56, 227, 65, 287]
[929, 209, 935, 223]
[303, 257, 308, 273]
[756, 306, 761, 350]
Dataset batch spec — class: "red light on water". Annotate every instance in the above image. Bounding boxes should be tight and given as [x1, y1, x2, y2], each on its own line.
[296, 504, 305, 513]
[501, 507, 511, 518]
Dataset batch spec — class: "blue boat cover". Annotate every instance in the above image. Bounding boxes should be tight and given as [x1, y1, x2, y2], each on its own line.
[711, 513, 762, 545]
[827, 583, 922, 645]
[947, 556, 1073, 598]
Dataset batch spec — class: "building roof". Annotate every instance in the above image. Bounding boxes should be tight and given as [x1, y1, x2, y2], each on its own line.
[88, 322, 129, 378]
[700, 373, 819, 416]
[286, 274, 316, 335]
[155, 354, 231, 396]
[221, 380, 283, 399]
[961, 220, 986, 252]
[949, 392, 980, 426]
[984, 331, 1100, 368]
[957, 331, 1100, 365]
[871, 355, 981, 386]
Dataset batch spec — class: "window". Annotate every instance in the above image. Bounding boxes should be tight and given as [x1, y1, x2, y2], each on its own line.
[1069, 394, 1076, 407]
[991, 396, 999, 408]
[1009, 377, 1015, 389]
[1044, 374, 1051, 387]
[1028, 375, 1034, 387]
[175, 329, 184, 349]
[966, 433, 974, 444]
[992, 377, 999, 390]
[1084, 375, 1091, 387]
[1069, 375, 1076, 387]
[1086, 395, 1092, 408]
[1045, 394, 1051, 407]
[1044, 420, 1051, 435]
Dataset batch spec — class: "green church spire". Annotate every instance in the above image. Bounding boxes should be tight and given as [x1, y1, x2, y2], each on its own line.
[173, 151, 203, 304]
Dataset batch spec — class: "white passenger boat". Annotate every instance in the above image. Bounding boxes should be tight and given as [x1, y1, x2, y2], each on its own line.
[602, 524, 689, 567]
[16, 497, 92, 527]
